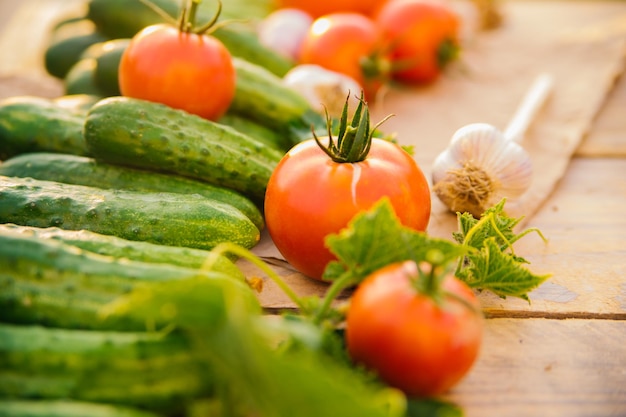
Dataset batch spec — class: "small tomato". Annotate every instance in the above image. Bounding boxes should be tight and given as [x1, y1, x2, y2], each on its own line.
[375, 0, 461, 83]
[118, 3, 235, 121]
[346, 260, 483, 397]
[298, 13, 387, 99]
[264, 96, 431, 280]
[275, 0, 387, 18]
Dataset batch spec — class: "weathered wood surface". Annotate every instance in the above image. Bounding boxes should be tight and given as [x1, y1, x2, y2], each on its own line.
[1, 1, 625, 416]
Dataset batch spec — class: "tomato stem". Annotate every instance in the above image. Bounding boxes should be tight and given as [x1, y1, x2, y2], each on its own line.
[313, 92, 393, 164]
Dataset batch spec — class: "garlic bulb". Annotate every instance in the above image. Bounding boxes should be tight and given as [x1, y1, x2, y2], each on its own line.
[282, 64, 363, 119]
[432, 73, 553, 217]
[432, 123, 533, 217]
[257, 8, 313, 61]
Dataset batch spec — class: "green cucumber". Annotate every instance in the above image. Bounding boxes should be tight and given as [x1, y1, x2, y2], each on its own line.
[0, 400, 164, 417]
[64, 58, 107, 97]
[44, 18, 108, 79]
[218, 113, 289, 152]
[0, 223, 245, 278]
[81, 38, 131, 96]
[0, 324, 211, 414]
[86, 0, 292, 76]
[83, 96, 283, 202]
[0, 96, 89, 160]
[0, 175, 260, 250]
[0, 230, 252, 330]
[228, 57, 327, 148]
[0, 152, 264, 230]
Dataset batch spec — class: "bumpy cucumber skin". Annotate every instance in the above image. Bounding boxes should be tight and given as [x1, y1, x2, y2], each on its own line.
[0, 96, 89, 160]
[83, 97, 282, 202]
[0, 152, 264, 230]
[0, 230, 244, 330]
[86, 0, 292, 76]
[228, 58, 328, 148]
[0, 324, 212, 414]
[0, 176, 260, 250]
[0, 400, 164, 417]
[0, 223, 245, 279]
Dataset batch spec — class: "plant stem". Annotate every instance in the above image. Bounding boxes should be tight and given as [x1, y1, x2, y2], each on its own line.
[313, 272, 356, 325]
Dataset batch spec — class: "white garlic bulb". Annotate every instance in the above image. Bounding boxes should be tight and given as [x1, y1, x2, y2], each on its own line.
[431, 73, 553, 217]
[282, 64, 363, 119]
[432, 123, 533, 217]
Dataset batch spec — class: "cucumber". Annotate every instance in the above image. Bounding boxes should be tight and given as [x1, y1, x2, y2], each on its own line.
[86, 0, 293, 76]
[0, 152, 264, 230]
[0, 230, 251, 330]
[218, 113, 289, 152]
[0, 96, 89, 160]
[0, 223, 245, 279]
[83, 96, 283, 202]
[64, 58, 107, 97]
[0, 175, 260, 250]
[0, 324, 212, 414]
[0, 400, 164, 417]
[44, 18, 108, 79]
[81, 38, 131, 96]
[228, 57, 328, 148]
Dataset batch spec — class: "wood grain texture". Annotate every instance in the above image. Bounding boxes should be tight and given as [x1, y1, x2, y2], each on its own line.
[445, 318, 626, 417]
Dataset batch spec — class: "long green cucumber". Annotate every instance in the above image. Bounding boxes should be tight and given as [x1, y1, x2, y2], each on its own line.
[83, 96, 282, 201]
[0, 223, 245, 278]
[0, 324, 212, 414]
[85, 0, 292, 76]
[0, 96, 89, 160]
[0, 400, 164, 417]
[228, 58, 328, 148]
[0, 176, 260, 250]
[0, 230, 251, 330]
[0, 152, 264, 230]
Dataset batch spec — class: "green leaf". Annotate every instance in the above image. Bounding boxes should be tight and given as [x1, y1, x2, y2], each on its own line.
[460, 238, 551, 300]
[323, 198, 465, 283]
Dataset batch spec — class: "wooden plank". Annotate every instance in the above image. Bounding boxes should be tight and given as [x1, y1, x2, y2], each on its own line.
[445, 318, 626, 417]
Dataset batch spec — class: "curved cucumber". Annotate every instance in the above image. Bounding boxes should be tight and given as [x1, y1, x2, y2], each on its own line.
[83, 96, 282, 202]
[0, 176, 260, 250]
[0, 152, 264, 230]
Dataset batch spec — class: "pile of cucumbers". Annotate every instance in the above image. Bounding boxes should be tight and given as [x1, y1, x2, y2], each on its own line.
[0, 1, 330, 415]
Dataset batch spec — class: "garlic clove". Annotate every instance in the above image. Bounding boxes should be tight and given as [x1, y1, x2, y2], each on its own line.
[432, 123, 533, 217]
[282, 64, 363, 118]
[257, 8, 314, 61]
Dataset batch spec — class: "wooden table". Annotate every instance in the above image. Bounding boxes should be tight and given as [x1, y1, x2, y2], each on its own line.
[1, 1, 625, 416]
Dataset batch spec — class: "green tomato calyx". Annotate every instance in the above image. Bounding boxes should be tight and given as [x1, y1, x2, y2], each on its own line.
[313, 91, 393, 163]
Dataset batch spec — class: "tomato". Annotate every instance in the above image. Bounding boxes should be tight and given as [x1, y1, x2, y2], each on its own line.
[118, 23, 235, 120]
[275, 0, 387, 18]
[374, 0, 460, 83]
[346, 260, 483, 397]
[298, 13, 386, 99]
[264, 102, 431, 280]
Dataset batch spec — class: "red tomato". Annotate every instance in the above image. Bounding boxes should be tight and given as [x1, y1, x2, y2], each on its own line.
[346, 260, 483, 397]
[264, 137, 431, 281]
[374, 0, 460, 83]
[298, 13, 385, 99]
[275, 0, 387, 18]
[119, 24, 235, 121]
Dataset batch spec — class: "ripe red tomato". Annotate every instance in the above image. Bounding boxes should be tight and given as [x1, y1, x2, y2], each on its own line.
[298, 13, 385, 99]
[119, 23, 235, 120]
[264, 131, 431, 281]
[374, 0, 460, 83]
[275, 0, 387, 18]
[346, 260, 483, 397]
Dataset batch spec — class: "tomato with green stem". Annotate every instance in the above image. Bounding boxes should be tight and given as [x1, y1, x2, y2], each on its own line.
[374, 0, 461, 84]
[346, 258, 483, 398]
[264, 93, 431, 281]
[119, 0, 235, 120]
[298, 13, 389, 99]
